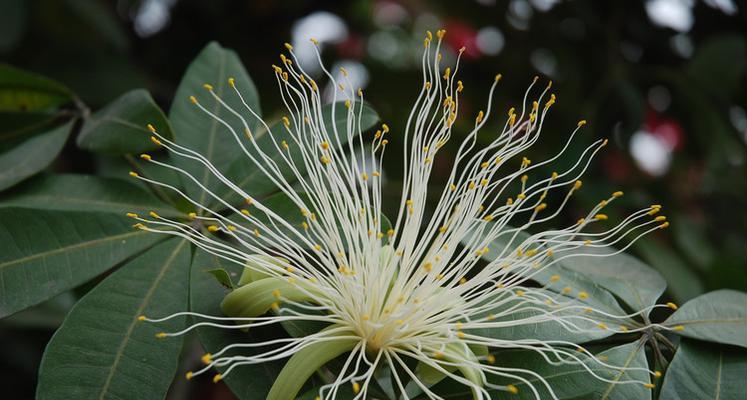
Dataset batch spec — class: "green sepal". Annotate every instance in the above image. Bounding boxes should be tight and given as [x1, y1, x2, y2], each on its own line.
[411, 342, 485, 399]
[237, 255, 288, 286]
[221, 276, 320, 319]
[267, 325, 359, 400]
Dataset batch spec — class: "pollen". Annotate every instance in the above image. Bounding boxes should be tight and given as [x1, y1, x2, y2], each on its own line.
[507, 384, 519, 394]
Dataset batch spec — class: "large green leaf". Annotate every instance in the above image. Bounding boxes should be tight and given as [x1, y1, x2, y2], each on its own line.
[660, 340, 747, 400]
[219, 101, 380, 206]
[0, 63, 73, 113]
[0, 120, 72, 191]
[168, 42, 261, 210]
[0, 208, 162, 317]
[36, 239, 190, 400]
[189, 249, 282, 399]
[687, 35, 746, 100]
[556, 246, 666, 314]
[0, 174, 180, 217]
[664, 290, 747, 348]
[76, 89, 173, 154]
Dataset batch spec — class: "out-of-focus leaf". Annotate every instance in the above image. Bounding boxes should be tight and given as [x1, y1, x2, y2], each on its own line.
[77, 89, 172, 154]
[672, 216, 715, 271]
[660, 340, 747, 400]
[0, 208, 162, 317]
[62, 0, 129, 51]
[636, 240, 705, 303]
[168, 42, 262, 210]
[190, 249, 282, 399]
[664, 289, 747, 348]
[0, 0, 27, 52]
[0, 120, 72, 191]
[0, 64, 73, 112]
[36, 239, 190, 400]
[687, 35, 746, 99]
[0, 173, 180, 217]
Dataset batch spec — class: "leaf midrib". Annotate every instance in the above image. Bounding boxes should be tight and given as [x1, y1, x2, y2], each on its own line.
[97, 239, 187, 400]
[3, 193, 176, 215]
[0, 229, 149, 271]
[600, 340, 645, 400]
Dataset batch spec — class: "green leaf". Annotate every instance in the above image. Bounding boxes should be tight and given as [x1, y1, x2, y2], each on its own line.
[206, 268, 235, 289]
[0, 208, 163, 317]
[76, 89, 172, 154]
[0, 63, 73, 113]
[0, 173, 180, 217]
[36, 239, 190, 400]
[0, 120, 72, 191]
[169, 42, 262, 210]
[556, 245, 666, 313]
[430, 341, 652, 400]
[189, 249, 282, 399]
[593, 341, 651, 400]
[660, 340, 747, 400]
[218, 101, 380, 207]
[664, 290, 747, 348]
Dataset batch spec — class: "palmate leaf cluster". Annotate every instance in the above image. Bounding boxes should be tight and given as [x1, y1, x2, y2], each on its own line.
[0, 43, 745, 400]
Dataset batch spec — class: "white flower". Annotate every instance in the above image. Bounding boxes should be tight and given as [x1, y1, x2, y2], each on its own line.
[132, 30, 676, 399]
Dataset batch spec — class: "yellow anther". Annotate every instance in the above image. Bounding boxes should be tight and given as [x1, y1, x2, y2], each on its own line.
[344, 99, 351, 109]
[272, 289, 281, 298]
[270, 302, 280, 311]
[254, 228, 260, 237]
[562, 286, 572, 294]
[483, 215, 494, 222]
[666, 302, 678, 310]
[522, 157, 531, 167]
[644, 383, 655, 389]
[314, 244, 322, 251]
[284, 42, 293, 51]
[597, 323, 608, 330]
[506, 197, 514, 205]
[155, 332, 167, 339]
[495, 73, 502, 82]
[549, 274, 560, 282]
[476, 110, 484, 124]
[481, 179, 489, 186]
[140, 154, 151, 161]
[456, 331, 466, 338]
[207, 225, 219, 232]
[150, 136, 162, 146]
[201, 353, 212, 365]
[517, 193, 526, 200]
[240, 209, 251, 217]
[460, 277, 468, 285]
[129, 171, 139, 178]
[457, 80, 464, 92]
[381, 139, 389, 146]
[147, 123, 156, 133]
[185, 371, 193, 380]
[281, 140, 289, 150]
[654, 371, 662, 378]
[486, 313, 496, 320]
[673, 325, 685, 331]
[599, 200, 608, 208]
[137, 315, 146, 321]
[203, 83, 213, 91]
[515, 290, 525, 297]
[435, 273, 444, 280]
[594, 214, 608, 221]
[655, 216, 667, 222]
[620, 325, 629, 332]
[535, 203, 547, 212]
[584, 239, 592, 246]
[659, 222, 670, 229]
[310, 37, 319, 45]
[468, 181, 476, 190]
[443, 67, 451, 80]
[189, 95, 198, 104]
[320, 156, 331, 165]
[613, 191, 624, 197]
[149, 211, 160, 219]
[578, 291, 589, 300]
[573, 180, 583, 190]
[486, 354, 496, 364]
[213, 374, 223, 383]
[449, 184, 457, 192]
[480, 161, 490, 169]
[126, 213, 138, 218]
[507, 384, 519, 394]
[577, 120, 587, 127]
[352, 382, 360, 394]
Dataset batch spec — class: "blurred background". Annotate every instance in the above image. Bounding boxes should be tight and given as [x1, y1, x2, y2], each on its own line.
[1, 0, 745, 398]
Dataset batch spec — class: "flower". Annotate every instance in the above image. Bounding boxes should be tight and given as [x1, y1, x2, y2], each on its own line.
[131, 30, 675, 399]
